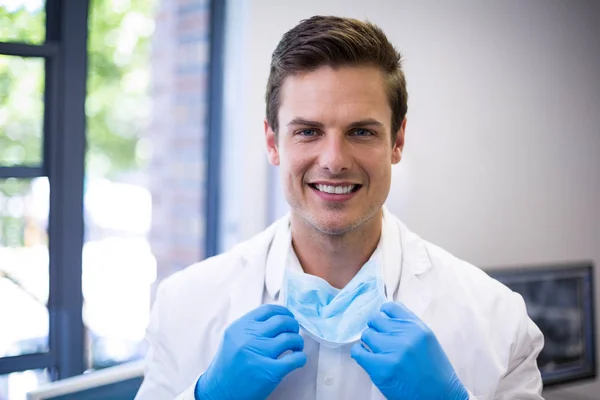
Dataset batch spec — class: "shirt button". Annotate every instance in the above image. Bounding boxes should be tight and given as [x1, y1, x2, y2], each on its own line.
[324, 376, 334, 386]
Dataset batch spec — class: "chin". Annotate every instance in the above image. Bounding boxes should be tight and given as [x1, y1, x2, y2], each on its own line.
[314, 222, 354, 236]
[306, 212, 362, 236]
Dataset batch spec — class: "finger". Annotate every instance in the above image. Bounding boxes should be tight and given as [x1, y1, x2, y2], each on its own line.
[260, 314, 300, 337]
[360, 328, 387, 354]
[248, 304, 294, 322]
[380, 302, 430, 333]
[262, 333, 304, 359]
[381, 301, 415, 320]
[350, 342, 380, 372]
[368, 301, 414, 332]
[267, 350, 307, 379]
[368, 311, 396, 333]
[369, 309, 417, 336]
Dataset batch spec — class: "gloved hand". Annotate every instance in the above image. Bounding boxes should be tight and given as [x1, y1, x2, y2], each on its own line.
[195, 304, 306, 400]
[351, 301, 469, 400]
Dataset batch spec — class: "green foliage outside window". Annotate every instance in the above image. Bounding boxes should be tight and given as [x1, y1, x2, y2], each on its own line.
[87, 0, 156, 179]
[0, 0, 155, 178]
[0, 0, 156, 246]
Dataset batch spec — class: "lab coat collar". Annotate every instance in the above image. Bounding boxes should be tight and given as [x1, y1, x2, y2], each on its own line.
[263, 207, 428, 302]
[225, 220, 279, 322]
[394, 217, 435, 317]
[264, 215, 291, 301]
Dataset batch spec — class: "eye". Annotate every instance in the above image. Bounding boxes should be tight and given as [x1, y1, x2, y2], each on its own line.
[351, 128, 373, 137]
[297, 129, 317, 137]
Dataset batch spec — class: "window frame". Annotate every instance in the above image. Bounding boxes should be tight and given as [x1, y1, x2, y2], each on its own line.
[0, 0, 89, 380]
[205, 0, 226, 258]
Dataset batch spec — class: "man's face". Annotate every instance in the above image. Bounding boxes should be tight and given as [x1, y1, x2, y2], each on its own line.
[265, 65, 405, 235]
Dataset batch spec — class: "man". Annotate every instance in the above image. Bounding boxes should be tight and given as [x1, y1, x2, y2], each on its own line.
[136, 16, 544, 400]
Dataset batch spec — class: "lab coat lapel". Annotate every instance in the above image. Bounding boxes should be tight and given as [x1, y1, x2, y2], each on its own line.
[381, 209, 434, 318]
[226, 222, 280, 324]
[395, 218, 434, 318]
[381, 208, 401, 300]
[227, 262, 265, 323]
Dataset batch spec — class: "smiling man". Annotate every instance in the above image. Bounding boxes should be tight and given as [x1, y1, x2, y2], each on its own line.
[266, 64, 404, 290]
[136, 16, 544, 400]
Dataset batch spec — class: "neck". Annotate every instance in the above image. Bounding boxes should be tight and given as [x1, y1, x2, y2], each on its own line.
[290, 210, 383, 289]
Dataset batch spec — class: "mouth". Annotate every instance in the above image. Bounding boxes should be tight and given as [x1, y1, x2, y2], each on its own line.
[308, 183, 362, 195]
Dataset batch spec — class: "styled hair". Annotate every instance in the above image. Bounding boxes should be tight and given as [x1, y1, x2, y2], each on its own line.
[266, 15, 408, 142]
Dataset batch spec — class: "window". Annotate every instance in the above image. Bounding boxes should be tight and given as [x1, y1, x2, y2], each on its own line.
[0, 0, 224, 397]
[0, 0, 89, 398]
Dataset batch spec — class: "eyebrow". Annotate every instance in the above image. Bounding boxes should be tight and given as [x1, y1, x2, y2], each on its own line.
[287, 117, 385, 129]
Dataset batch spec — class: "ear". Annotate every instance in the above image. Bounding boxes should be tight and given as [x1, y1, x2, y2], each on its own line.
[391, 117, 407, 164]
[265, 119, 280, 166]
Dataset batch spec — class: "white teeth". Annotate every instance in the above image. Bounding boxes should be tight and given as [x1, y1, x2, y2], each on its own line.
[315, 184, 356, 194]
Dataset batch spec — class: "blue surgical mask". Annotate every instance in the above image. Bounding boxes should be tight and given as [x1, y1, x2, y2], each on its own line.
[284, 257, 386, 347]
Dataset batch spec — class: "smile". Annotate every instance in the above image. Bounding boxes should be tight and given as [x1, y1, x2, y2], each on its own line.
[309, 183, 362, 194]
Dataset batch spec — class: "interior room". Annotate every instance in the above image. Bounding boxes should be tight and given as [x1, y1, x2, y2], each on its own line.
[0, 0, 599, 399]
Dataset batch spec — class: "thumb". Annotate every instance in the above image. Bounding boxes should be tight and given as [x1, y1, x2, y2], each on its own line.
[351, 342, 378, 372]
[270, 351, 307, 379]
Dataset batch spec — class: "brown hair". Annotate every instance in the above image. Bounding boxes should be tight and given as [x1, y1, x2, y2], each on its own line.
[266, 15, 408, 142]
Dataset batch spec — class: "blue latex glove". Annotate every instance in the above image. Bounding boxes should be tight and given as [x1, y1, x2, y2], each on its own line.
[351, 302, 469, 400]
[195, 304, 307, 400]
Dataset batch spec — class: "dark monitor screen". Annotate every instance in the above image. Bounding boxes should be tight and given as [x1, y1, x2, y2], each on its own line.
[488, 262, 596, 387]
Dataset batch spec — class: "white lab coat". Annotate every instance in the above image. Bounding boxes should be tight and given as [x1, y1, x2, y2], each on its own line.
[135, 210, 544, 400]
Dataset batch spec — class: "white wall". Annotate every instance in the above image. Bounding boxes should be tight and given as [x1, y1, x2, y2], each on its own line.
[220, 1, 600, 396]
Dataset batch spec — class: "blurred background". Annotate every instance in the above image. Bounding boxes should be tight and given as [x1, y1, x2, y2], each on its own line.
[0, 0, 599, 399]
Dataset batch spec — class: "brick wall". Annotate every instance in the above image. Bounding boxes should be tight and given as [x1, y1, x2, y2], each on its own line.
[148, 0, 210, 284]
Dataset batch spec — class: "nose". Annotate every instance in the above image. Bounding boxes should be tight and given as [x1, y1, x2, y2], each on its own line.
[318, 133, 351, 174]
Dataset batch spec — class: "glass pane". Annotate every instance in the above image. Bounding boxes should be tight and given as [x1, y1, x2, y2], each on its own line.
[0, 369, 49, 400]
[83, 0, 159, 371]
[0, 56, 45, 167]
[0, 177, 49, 358]
[0, 0, 46, 44]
